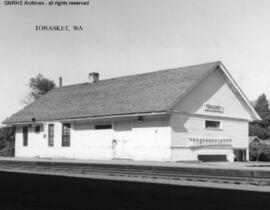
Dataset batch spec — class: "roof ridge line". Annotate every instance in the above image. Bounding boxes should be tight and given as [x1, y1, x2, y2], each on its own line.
[55, 61, 221, 89]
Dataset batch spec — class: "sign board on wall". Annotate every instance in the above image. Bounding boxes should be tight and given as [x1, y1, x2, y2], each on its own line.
[204, 104, 224, 113]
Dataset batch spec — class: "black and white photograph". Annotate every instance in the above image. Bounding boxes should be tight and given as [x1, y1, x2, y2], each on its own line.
[0, 0, 270, 209]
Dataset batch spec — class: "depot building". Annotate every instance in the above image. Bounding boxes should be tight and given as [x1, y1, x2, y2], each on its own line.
[3, 61, 260, 162]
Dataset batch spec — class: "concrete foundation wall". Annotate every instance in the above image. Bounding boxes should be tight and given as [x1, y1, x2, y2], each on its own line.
[171, 147, 235, 162]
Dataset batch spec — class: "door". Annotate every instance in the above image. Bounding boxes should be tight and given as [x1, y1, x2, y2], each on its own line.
[234, 149, 247, 162]
[113, 139, 132, 159]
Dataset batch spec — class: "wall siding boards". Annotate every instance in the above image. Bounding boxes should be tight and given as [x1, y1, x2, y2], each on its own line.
[169, 69, 250, 161]
[15, 117, 171, 161]
[173, 70, 252, 120]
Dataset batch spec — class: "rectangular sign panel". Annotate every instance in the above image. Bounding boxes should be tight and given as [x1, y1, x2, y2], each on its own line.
[204, 104, 224, 113]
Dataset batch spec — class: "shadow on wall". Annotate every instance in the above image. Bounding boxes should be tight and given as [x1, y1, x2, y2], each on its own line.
[114, 120, 132, 131]
[170, 116, 189, 133]
[133, 116, 169, 129]
[16, 125, 44, 133]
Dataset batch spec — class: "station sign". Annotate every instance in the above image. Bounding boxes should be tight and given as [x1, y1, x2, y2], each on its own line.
[204, 104, 224, 113]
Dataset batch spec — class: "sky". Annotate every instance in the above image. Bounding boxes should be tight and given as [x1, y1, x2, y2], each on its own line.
[1, 0, 270, 123]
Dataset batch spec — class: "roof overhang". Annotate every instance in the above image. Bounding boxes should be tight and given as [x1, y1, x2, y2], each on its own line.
[4, 111, 169, 126]
[218, 62, 261, 121]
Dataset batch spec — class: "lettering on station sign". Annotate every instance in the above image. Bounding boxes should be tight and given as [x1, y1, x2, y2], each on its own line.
[204, 104, 224, 113]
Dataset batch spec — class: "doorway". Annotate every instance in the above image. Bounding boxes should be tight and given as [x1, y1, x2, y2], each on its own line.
[112, 139, 132, 160]
[233, 149, 247, 162]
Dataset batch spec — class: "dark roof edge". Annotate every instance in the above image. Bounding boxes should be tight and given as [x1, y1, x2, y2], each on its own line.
[218, 62, 261, 121]
[167, 61, 221, 110]
[3, 111, 169, 125]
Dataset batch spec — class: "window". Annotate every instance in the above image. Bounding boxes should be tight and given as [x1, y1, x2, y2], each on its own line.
[205, 120, 221, 129]
[35, 125, 40, 133]
[48, 124, 54, 146]
[23, 126, 28, 146]
[95, 124, 112, 130]
[62, 123, 71, 147]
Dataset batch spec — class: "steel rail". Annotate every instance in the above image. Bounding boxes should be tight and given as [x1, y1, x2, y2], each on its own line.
[0, 161, 269, 187]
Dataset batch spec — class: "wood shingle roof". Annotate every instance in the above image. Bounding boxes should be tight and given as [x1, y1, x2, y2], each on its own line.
[3, 61, 220, 124]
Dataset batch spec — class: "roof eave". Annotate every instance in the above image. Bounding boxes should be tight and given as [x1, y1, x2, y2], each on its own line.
[167, 61, 220, 111]
[3, 111, 169, 125]
[218, 63, 261, 121]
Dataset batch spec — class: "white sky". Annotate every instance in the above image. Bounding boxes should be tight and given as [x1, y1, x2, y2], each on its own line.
[1, 0, 270, 123]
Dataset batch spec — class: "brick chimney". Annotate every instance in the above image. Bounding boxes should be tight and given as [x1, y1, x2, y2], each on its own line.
[89, 72, 99, 83]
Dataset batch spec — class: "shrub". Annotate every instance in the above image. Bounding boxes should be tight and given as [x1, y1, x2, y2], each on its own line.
[249, 141, 270, 161]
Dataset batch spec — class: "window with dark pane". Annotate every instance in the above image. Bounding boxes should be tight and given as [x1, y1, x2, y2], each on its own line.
[35, 125, 40, 133]
[23, 126, 28, 146]
[62, 123, 71, 147]
[95, 124, 112, 130]
[48, 124, 54, 146]
[205, 120, 221, 129]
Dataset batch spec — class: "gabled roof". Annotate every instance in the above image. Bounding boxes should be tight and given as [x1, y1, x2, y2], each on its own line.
[3, 61, 260, 124]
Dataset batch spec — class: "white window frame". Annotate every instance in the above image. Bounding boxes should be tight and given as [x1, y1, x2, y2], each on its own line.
[205, 120, 222, 130]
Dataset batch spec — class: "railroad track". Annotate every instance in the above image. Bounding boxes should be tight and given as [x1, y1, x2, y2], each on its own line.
[0, 160, 269, 187]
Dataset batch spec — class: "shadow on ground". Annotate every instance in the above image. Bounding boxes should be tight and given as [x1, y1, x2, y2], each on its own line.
[0, 171, 269, 210]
